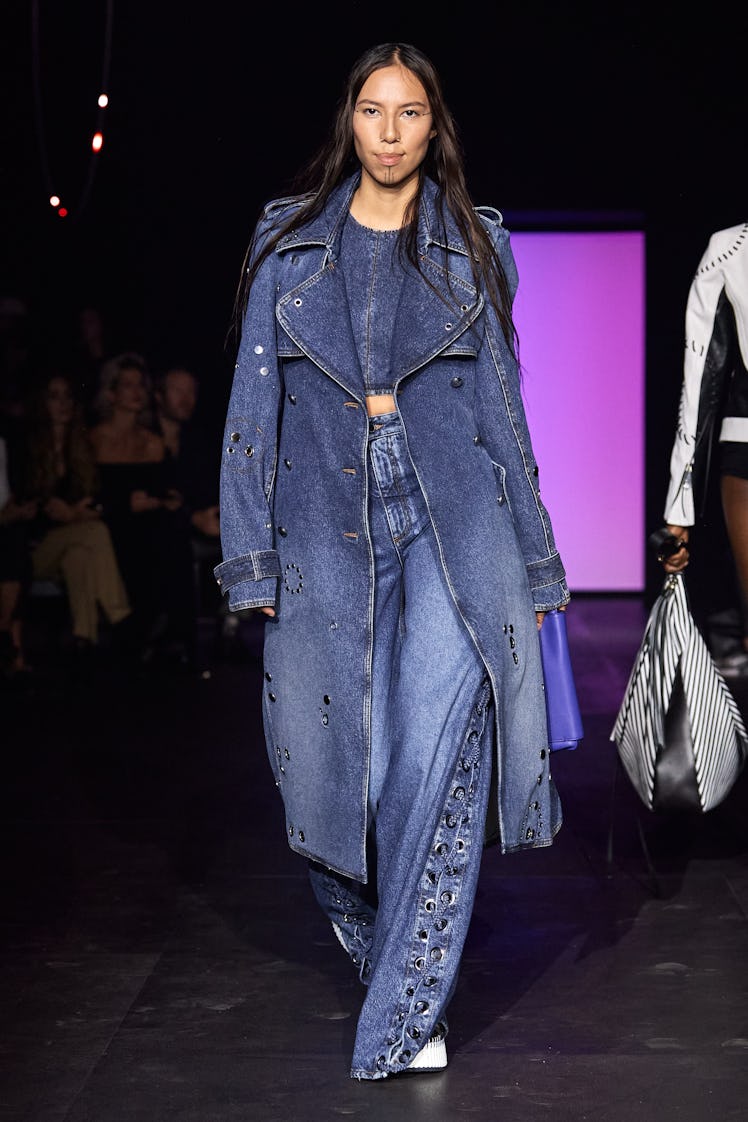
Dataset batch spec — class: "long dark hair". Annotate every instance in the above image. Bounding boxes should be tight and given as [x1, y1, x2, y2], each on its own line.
[229, 43, 517, 356]
[22, 372, 98, 501]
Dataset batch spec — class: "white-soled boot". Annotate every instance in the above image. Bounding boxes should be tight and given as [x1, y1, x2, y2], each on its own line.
[405, 1024, 448, 1071]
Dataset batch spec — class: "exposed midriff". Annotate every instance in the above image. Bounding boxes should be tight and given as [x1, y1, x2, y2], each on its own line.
[366, 393, 397, 417]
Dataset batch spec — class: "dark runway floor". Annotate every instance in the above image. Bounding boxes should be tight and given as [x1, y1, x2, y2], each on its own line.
[2, 597, 748, 1121]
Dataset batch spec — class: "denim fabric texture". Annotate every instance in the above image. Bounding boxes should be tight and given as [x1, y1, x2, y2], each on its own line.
[339, 217, 403, 396]
[309, 414, 495, 1078]
[215, 173, 567, 878]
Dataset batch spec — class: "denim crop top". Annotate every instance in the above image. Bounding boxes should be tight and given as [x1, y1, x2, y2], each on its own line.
[339, 212, 406, 396]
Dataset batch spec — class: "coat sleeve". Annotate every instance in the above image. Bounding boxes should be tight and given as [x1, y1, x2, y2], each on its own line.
[214, 212, 284, 611]
[663, 233, 733, 526]
[477, 212, 570, 611]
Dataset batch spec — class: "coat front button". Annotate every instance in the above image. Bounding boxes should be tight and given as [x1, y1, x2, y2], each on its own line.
[288, 393, 297, 404]
[473, 435, 481, 445]
[284, 458, 292, 469]
[278, 526, 287, 537]
[450, 376, 463, 388]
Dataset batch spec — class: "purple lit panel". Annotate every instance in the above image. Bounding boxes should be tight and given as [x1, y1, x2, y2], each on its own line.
[511, 231, 646, 591]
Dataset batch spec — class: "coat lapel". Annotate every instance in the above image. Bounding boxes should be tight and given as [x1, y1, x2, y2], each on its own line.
[389, 260, 482, 381]
[277, 264, 363, 396]
[274, 174, 484, 392]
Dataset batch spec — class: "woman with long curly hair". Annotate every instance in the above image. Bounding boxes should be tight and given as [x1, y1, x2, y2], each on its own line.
[17, 372, 132, 652]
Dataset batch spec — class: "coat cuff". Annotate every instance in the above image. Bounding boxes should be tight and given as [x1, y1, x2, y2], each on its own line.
[226, 577, 278, 612]
[532, 579, 571, 613]
[526, 552, 571, 611]
[214, 551, 281, 611]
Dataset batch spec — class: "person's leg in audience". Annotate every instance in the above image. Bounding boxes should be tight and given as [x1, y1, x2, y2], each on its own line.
[0, 523, 32, 674]
[31, 520, 131, 647]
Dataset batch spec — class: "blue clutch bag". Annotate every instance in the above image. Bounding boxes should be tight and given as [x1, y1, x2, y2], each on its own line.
[538, 609, 583, 751]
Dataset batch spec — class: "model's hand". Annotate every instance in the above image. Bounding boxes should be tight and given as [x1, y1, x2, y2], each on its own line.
[536, 604, 567, 629]
[662, 524, 689, 573]
[257, 606, 276, 617]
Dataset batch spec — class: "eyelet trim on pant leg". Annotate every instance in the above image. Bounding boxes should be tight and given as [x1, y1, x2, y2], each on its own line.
[375, 677, 492, 1074]
[334, 904, 374, 983]
[310, 869, 375, 984]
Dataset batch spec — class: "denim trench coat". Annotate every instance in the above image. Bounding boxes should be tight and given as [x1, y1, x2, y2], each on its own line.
[215, 174, 571, 881]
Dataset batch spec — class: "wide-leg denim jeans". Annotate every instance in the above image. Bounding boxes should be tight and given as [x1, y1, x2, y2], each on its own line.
[309, 412, 494, 1080]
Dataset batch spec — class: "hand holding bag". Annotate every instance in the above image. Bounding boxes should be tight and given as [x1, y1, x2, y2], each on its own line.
[610, 573, 748, 812]
[538, 609, 584, 751]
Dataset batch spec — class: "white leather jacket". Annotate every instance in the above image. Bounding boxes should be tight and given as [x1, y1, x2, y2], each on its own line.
[664, 222, 748, 525]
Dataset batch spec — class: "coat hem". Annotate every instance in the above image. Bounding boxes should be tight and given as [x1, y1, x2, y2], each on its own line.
[499, 816, 562, 855]
[288, 838, 368, 883]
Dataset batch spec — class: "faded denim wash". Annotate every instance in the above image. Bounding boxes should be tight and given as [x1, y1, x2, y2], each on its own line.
[215, 172, 567, 881]
[309, 413, 494, 1078]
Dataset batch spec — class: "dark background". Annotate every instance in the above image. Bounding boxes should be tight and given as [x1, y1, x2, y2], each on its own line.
[3, 2, 747, 598]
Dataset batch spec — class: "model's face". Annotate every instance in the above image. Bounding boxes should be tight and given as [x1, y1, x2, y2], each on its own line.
[45, 377, 74, 426]
[352, 64, 436, 191]
[111, 366, 147, 413]
[159, 370, 197, 422]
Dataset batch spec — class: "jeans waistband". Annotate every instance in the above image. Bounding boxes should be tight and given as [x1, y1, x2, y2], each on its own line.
[367, 410, 401, 439]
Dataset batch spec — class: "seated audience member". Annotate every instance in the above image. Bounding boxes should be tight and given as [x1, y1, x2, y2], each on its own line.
[14, 372, 135, 657]
[0, 424, 35, 679]
[0, 296, 33, 426]
[152, 365, 222, 620]
[90, 353, 198, 667]
[153, 367, 219, 531]
[72, 304, 110, 423]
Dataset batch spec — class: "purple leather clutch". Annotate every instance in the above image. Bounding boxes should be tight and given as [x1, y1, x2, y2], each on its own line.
[538, 609, 583, 751]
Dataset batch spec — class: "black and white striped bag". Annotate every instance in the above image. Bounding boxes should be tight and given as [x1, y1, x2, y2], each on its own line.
[611, 573, 748, 812]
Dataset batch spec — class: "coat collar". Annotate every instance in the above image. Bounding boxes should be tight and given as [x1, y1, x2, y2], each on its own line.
[276, 173, 476, 263]
[275, 174, 483, 394]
